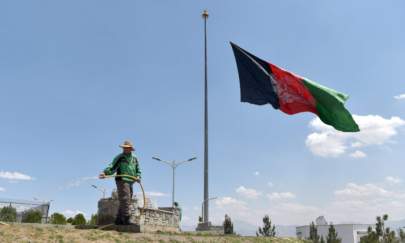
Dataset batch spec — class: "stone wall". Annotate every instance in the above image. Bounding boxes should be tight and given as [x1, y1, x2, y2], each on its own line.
[139, 208, 180, 233]
[97, 197, 180, 233]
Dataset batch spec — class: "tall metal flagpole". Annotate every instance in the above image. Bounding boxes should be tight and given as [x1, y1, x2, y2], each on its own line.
[202, 9, 209, 225]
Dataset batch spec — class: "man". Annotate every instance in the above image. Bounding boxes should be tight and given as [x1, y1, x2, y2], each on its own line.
[99, 140, 141, 225]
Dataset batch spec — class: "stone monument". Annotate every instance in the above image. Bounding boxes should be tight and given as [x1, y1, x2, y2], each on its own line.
[97, 190, 181, 233]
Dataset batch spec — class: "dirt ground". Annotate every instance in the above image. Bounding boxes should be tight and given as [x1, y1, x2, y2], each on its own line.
[0, 223, 306, 243]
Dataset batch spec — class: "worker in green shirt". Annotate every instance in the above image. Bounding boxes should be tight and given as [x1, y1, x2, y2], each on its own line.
[99, 140, 141, 225]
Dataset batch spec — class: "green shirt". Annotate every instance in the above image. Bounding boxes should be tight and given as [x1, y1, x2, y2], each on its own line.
[103, 153, 141, 182]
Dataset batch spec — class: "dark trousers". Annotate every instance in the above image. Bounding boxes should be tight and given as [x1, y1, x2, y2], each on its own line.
[116, 179, 133, 220]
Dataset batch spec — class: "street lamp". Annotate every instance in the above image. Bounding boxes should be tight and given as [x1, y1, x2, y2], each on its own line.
[91, 184, 106, 199]
[201, 197, 217, 220]
[152, 156, 197, 207]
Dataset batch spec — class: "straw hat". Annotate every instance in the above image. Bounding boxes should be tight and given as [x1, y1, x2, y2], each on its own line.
[119, 140, 134, 150]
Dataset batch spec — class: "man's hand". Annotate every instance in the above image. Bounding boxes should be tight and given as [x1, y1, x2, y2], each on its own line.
[99, 173, 106, 179]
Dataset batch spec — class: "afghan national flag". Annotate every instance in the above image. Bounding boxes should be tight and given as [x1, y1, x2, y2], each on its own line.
[230, 42, 360, 132]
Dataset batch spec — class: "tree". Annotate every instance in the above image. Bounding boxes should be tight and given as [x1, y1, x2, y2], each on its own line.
[360, 214, 398, 243]
[22, 210, 42, 223]
[257, 215, 276, 237]
[321, 236, 326, 243]
[399, 229, 405, 243]
[71, 213, 86, 225]
[360, 226, 379, 243]
[67, 217, 73, 224]
[50, 213, 66, 225]
[0, 205, 17, 222]
[308, 222, 320, 243]
[223, 214, 234, 235]
[327, 224, 342, 243]
[88, 214, 98, 225]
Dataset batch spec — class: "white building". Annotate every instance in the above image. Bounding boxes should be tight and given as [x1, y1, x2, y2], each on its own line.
[296, 216, 372, 243]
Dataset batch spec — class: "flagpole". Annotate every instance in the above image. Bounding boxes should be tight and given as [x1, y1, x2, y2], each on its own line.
[202, 9, 209, 225]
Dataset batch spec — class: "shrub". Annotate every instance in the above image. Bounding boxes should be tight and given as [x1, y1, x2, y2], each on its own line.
[0, 205, 17, 222]
[71, 213, 86, 225]
[50, 213, 67, 225]
[22, 210, 42, 223]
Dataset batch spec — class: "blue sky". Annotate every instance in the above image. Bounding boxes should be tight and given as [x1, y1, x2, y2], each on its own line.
[1, 0, 405, 233]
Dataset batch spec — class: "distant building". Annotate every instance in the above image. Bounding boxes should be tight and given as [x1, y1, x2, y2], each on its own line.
[296, 216, 372, 243]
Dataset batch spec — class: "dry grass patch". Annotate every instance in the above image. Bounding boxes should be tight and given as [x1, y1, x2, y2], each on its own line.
[0, 223, 308, 243]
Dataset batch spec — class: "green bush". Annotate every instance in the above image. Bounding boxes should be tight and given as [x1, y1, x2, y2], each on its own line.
[72, 213, 86, 225]
[50, 212, 67, 225]
[0, 205, 17, 222]
[22, 210, 42, 223]
[67, 217, 73, 224]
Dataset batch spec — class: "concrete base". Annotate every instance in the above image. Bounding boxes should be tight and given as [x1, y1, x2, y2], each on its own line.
[196, 222, 224, 233]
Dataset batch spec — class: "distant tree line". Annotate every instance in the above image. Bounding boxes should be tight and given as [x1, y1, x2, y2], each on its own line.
[0, 205, 97, 226]
[0, 205, 42, 223]
[51, 213, 97, 225]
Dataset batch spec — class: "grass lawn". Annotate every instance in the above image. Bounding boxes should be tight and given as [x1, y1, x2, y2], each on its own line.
[0, 223, 308, 243]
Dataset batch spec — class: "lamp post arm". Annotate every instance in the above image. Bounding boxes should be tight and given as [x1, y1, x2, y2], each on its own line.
[153, 158, 173, 167]
[174, 157, 197, 167]
[174, 160, 191, 167]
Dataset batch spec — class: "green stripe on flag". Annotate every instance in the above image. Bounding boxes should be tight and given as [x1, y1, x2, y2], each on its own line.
[302, 78, 360, 132]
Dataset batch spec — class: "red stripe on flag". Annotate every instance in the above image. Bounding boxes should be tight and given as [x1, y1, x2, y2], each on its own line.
[269, 63, 317, 115]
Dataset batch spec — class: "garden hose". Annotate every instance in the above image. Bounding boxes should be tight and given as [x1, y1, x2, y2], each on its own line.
[102, 174, 146, 209]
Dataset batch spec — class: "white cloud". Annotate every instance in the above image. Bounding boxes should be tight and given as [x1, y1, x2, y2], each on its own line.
[351, 142, 363, 148]
[306, 131, 347, 157]
[0, 171, 33, 181]
[210, 195, 317, 226]
[62, 209, 86, 217]
[267, 182, 274, 187]
[0, 187, 5, 192]
[267, 192, 296, 200]
[60, 176, 98, 190]
[184, 178, 405, 229]
[350, 150, 367, 159]
[146, 191, 168, 197]
[334, 183, 398, 199]
[306, 115, 405, 157]
[215, 196, 247, 209]
[385, 176, 402, 185]
[394, 94, 405, 100]
[326, 182, 405, 223]
[236, 186, 262, 199]
[254, 171, 260, 176]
